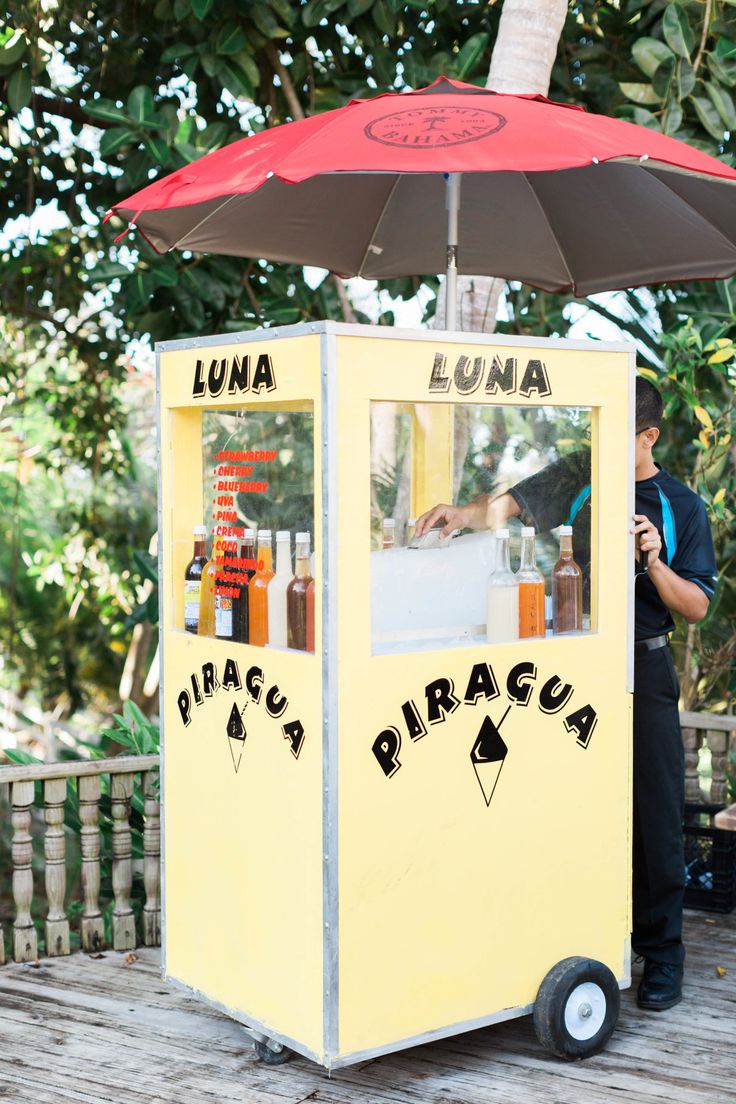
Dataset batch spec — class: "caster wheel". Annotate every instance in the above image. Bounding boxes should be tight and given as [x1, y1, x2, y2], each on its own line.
[254, 1039, 292, 1065]
[533, 956, 620, 1060]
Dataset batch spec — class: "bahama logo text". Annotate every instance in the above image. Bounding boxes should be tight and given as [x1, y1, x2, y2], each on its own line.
[192, 353, 276, 399]
[372, 660, 597, 808]
[429, 351, 551, 398]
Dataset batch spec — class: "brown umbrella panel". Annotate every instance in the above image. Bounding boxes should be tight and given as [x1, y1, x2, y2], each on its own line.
[121, 160, 736, 298]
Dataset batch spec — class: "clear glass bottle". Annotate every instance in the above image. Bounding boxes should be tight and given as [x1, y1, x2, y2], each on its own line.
[516, 526, 546, 639]
[382, 517, 396, 549]
[268, 531, 292, 649]
[487, 528, 519, 643]
[248, 529, 274, 647]
[552, 524, 583, 634]
[287, 532, 313, 651]
[184, 524, 208, 633]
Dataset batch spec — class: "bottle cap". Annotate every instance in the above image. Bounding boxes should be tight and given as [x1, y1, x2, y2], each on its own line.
[194, 524, 207, 536]
[276, 530, 290, 540]
[258, 529, 271, 539]
[520, 526, 535, 537]
[244, 528, 255, 538]
[383, 518, 396, 528]
[408, 517, 417, 526]
[296, 531, 310, 542]
[559, 525, 573, 536]
[495, 528, 509, 539]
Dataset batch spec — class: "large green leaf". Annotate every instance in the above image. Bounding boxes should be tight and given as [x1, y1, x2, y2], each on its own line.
[651, 55, 676, 100]
[84, 98, 130, 125]
[143, 133, 173, 166]
[692, 95, 726, 141]
[87, 261, 132, 283]
[251, 4, 280, 38]
[631, 36, 674, 79]
[619, 82, 661, 105]
[455, 32, 489, 80]
[216, 23, 248, 55]
[100, 126, 138, 158]
[0, 29, 28, 72]
[7, 65, 31, 112]
[709, 50, 736, 90]
[127, 85, 159, 128]
[348, 0, 374, 14]
[269, 0, 296, 28]
[218, 57, 255, 99]
[677, 59, 695, 99]
[191, 0, 213, 18]
[707, 82, 736, 131]
[662, 3, 694, 60]
[234, 48, 260, 88]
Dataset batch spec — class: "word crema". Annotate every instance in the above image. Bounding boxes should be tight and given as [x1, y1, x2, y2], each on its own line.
[177, 658, 305, 759]
[372, 660, 598, 779]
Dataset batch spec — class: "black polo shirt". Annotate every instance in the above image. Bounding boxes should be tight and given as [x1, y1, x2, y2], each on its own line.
[508, 455, 717, 640]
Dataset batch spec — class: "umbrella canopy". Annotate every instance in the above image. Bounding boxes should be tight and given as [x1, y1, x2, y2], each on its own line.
[108, 76, 736, 305]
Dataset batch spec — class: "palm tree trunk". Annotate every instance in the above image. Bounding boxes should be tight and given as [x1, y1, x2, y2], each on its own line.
[436, 0, 569, 333]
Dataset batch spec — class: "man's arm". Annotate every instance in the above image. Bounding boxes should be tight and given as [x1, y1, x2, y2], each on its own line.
[632, 514, 709, 624]
[414, 491, 521, 538]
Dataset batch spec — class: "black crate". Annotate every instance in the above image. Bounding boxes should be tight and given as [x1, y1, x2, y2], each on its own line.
[683, 803, 736, 914]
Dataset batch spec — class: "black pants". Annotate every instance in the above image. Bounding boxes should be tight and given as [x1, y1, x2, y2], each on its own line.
[632, 644, 685, 966]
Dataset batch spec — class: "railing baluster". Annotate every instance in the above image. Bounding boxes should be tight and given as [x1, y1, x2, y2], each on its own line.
[708, 729, 729, 806]
[682, 726, 704, 802]
[142, 770, 161, 947]
[43, 778, 70, 956]
[111, 773, 136, 951]
[11, 780, 37, 963]
[78, 775, 104, 952]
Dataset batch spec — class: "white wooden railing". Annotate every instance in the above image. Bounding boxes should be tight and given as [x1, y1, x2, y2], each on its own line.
[0, 755, 160, 965]
[680, 711, 736, 806]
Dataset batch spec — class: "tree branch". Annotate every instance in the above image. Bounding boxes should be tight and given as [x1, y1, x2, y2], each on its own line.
[3, 88, 118, 130]
[693, 0, 712, 76]
[332, 274, 357, 323]
[265, 44, 306, 121]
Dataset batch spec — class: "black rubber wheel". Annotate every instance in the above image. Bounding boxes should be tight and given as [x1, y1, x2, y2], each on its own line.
[254, 1039, 292, 1065]
[533, 956, 620, 1060]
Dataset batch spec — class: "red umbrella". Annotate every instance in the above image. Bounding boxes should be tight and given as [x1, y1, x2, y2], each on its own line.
[107, 76, 736, 328]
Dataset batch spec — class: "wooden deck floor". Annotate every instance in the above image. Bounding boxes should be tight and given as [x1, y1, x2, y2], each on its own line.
[0, 909, 733, 1104]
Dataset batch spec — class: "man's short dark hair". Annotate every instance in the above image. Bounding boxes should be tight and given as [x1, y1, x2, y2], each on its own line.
[636, 376, 663, 433]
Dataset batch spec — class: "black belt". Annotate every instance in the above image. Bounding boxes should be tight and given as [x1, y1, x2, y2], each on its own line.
[634, 634, 669, 656]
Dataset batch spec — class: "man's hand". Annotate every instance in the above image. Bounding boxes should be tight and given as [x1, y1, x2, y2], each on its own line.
[414, 492, 521, 539]
[631, 513, 662, 568]
[414, 502, 471, 539]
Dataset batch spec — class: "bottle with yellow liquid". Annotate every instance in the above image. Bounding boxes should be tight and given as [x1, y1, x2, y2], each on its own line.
[184, 525, 207, 633]
[249, 530, 274, 647]
[516, 527, 545, 639]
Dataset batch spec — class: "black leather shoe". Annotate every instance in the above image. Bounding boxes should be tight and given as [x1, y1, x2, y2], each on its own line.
[637, 960, 683, 1010]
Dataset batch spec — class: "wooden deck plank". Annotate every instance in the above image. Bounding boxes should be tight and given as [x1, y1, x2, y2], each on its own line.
[0, 910, 732, 1104]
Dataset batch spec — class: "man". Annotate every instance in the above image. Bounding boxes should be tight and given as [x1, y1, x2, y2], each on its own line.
[415, 377, 718, 1010]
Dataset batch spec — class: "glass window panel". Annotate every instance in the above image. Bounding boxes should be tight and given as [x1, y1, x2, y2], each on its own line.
[371, 401, 594, 655]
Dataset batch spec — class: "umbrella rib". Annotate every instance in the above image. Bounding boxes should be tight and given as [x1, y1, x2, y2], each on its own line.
[519, 171, 575, 292]
[640, 164, 736, 255]
[356, 174, 402, 278]
[169, 192, 243, 250]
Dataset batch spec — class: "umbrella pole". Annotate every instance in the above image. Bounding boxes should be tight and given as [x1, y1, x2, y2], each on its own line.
[444, 172, 461, 331]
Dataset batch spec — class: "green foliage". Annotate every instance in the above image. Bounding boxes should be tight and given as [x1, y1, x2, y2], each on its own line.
[1, 0, 734, 721]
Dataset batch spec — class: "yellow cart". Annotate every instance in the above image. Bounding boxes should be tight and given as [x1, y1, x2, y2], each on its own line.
[157, 322, 635, 1069]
